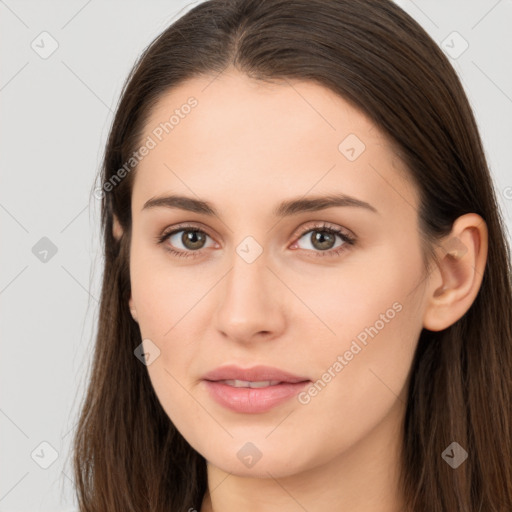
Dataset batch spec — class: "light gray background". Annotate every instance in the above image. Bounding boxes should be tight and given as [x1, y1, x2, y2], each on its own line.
[1, 1, 511, 510]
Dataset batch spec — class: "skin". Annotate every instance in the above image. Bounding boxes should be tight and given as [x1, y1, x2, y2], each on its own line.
[113, 69, 488, 512]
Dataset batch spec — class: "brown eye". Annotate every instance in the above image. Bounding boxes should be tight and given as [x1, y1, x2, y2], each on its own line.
[296, 228, 346, 252]
[291, 223, 356, 258]
[179, 230, 207, 250]
[158, 226, 216, 258]
[309, 231, 336, 251]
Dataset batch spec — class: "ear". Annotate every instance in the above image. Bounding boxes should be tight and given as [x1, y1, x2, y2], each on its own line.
[112, 214, 123, 241]
[422, 213, 488, 332]
[129, 294, 138, 323]
[112, 214, 138, 322]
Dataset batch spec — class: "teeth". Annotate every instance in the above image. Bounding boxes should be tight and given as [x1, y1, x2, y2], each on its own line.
[222, 379, 281, 388]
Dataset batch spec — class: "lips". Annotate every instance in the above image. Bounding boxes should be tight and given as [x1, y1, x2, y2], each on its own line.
[201, 365, 311, 413]
[202, 364, 310, 384]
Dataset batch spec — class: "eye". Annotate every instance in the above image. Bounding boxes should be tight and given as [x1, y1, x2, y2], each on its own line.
[290, 222, 356, 258]
[156, 224, 217, 259]
[156, 221, 356, 259]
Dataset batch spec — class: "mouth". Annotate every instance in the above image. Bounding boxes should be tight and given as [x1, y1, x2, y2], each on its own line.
[201, 365, 311, 414]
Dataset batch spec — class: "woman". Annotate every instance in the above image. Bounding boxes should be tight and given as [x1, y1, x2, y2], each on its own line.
[74, 0, 512, 510]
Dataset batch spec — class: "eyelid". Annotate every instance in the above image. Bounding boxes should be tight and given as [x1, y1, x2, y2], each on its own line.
[290, 221, 355, 244]
[158, 222, 216, 242]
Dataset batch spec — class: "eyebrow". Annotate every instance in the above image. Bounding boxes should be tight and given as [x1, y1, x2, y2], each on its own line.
[141, 193, 378, 217]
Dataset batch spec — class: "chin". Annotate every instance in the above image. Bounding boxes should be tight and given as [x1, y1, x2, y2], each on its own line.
[200, 438, 317, 479]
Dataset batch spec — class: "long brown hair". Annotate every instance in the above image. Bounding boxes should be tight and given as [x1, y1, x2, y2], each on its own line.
[73, 0, 512, 510]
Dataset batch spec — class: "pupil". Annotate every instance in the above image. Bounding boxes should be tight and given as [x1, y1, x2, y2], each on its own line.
[312, 231, 334, 250]
[183, 230, 205, 250]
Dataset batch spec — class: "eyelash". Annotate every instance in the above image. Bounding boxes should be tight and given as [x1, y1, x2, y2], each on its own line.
[155, 221, 356, 260]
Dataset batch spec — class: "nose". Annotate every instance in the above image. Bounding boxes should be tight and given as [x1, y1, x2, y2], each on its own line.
[213, 245, 287, 344]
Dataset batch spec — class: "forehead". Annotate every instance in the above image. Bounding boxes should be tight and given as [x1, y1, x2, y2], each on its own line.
[131, 69, 417, 218]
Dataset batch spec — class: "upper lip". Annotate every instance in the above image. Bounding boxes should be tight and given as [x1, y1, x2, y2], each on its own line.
[202, 365, 310, 384]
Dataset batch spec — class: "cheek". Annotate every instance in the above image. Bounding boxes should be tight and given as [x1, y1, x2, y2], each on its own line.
[132, 272, 201, 379]
[129, 239, 201, 337]
[293, 237, 423, 344]
[288, 294, 421, 470]
[129, 242, 208, 390]
[295, 241, 424, 403]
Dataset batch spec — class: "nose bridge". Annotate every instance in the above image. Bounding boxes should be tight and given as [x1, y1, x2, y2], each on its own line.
[213, 236, 285, 341]
[224, 240, 270, 309]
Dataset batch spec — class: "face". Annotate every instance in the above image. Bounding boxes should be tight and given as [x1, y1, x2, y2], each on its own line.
[126, 69, 429, 478]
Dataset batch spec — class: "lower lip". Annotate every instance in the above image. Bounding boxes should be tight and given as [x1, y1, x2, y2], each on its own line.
[203, 380, 310, 414]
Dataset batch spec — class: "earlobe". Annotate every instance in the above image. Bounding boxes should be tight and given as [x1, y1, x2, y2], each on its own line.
[129, 295, 138, 323]
[113, 214, 123, 241]
[422, 213, 488, 332]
